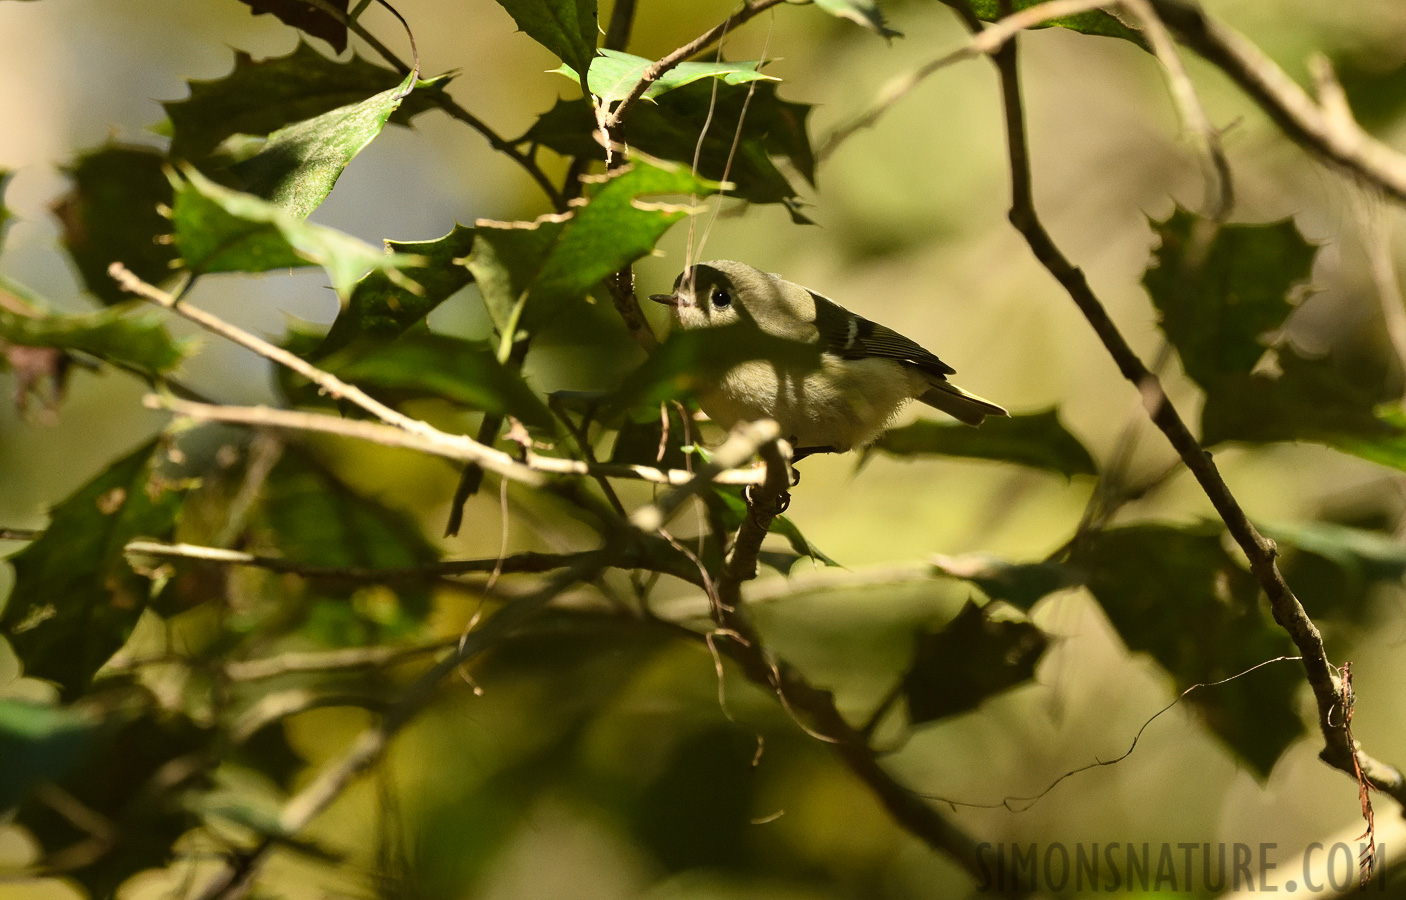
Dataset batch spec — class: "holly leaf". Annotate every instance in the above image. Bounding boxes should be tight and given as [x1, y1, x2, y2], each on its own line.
[0, 300, 191, 377]
[557, 49, 777, 105]
[523, 80, 815, 220]
[229, 68, 418, 218]
[0, 699, 100, 811]
[237, 0, 351, 52]
[491, 0, 597, 75]
[903, 601, 1048, 725]
[1263, 519, 1406, 622]
[51, 146, 179, 306]
[870, 408, 1096, 477]
[931, 554, 1075, 611]
[325, 332, 554, 429]
[169, 166, 422, 300]
[812, 0, 901, 38]
[1071, 524, 1303, 777]
[163, 42, 444, 164]
[945, 0, 1147, 49]
[318, 224, 476, 357]
[466, 160, 718, 334]
[2, 440, 185, 698]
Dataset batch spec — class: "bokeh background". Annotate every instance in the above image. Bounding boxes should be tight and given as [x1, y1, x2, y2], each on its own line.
[5, 0, 1406, 897]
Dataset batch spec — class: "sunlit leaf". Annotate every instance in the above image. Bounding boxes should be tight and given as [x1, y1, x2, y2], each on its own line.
[945, 0, 1147, 49]
[170, 166, 422, 300]
[931, 554, 1075, 611]
[0, 300, 191, 377]
[163, 42, 444, 164]
[1, 440, 185, 697]
[871, 408, 1096, 477]
[903, 600, 1048, 725]
[237, 0, 351, 52]
[319, 223, 476, 356]
[229, 68, 418, 218]
[51, 146, 179, 306]
[557, 49, 777, 105]
[1072, 524, 1303, 777]
[466, 160, 718, 334]
[813, 0, 901, 38]
[491, 0, 597, 75]
[0, 699, 99, 810]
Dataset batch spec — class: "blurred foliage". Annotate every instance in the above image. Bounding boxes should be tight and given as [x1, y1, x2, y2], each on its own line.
[3, 0, 1406, 898]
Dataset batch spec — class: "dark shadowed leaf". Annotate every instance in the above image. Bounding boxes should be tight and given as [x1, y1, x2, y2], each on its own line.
[51, 146, 179, 306]
[903, 600, 1048, 725]
[609, 404, 692, 470]
[491, 0, 597, 75]
[703, 487, 841, 569]
[522, 80, 814, 219]
[0, 168, 13, 247]
[0, 699, 100, 810]
[1, 440, 185, 697]
[319, 224, 476, 356]
[0, 301, 191, 378]
[931, 554, 1075, 611]
[466, 161, 718, 334]
[871, 408, 1096, 477]
[170, 166, 421, 300]
[944, 0, 1147, 49]
[1334, 54, 1406, 132]
[813, 0, 901, 38]
[1263, 519, 1406, 622]
[326, 332, 553, 428]
[163, 43, 444, 164]
[229, 68, 417, 218]
[237, 0, 350, 52]
[1072, 524, 1303, 777]
[557, 49, 777, 105]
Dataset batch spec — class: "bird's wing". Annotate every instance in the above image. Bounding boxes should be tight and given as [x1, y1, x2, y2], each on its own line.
[808, 290, 956, 377]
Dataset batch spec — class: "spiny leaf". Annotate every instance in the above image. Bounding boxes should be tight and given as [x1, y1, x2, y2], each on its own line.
[812, 0, 901, 38]
[51, 146, 179, 306]
[163, 42, 444, 164]
[931, 554, 1075, 611]
[1072, 523, 1303, 777]
[170, 166, 422, 300]
[229, 68, 418, 219]
[0, 300, 191, 377]
[319, 224, 476, 357]
[2, 440, 186, 698]
[491, 0, 597, 75]
[466, 160, 719, 334]
[556, 49, 777, 105]
[237, 0, 351, 53]
[945, 0, 1147, 49]
[870, 408, 1096, 477]
[903, 601, 1048, 725]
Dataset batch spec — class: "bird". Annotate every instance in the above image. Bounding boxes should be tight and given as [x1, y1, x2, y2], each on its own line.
[648, 260, 1006, 458]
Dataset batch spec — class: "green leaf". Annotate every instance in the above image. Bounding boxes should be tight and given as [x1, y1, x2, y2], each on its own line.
[0, 168, 14, 248]
[237, 0, 350, 53]
[812, 0, 901, 38]
[0, 300, 190, 377]
[557, 49, 777, 105]
[253, 448, 440, 641]
[945, 0, 1147, 49]
[2, 440, 185, 697]
[1145, 209, 1315, 391]
[871, 408, 1096, 477]
[318, 224, 476, 357]
[1072, 524, 1303, 777]
[491, 0, 597, 75]
[326, 332, 554, 429]
[0, 699, 99, 810]
[1332, 406, 1406, 473]
[163, 42, 444, 164]
[170, 166, 422, 300]
[931, 554, 1075, 611]
[51, 146, 179, 306]
[466, 160, 719, 334]
[1262, 519, 1406, 622]
[609, 405, 692, 470]
[523, 80, 815, 220]
[228, 68, 417, 219]
[903, 601, 1048, 725]
[1334, 54, 1406, 132]
[703, 488, 841, 569]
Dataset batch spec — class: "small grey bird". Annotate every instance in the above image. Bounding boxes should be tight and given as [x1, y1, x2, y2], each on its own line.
[649, 260, 1006, 456]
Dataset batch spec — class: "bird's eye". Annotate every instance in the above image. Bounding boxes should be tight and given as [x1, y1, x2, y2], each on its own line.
[711, 287, 731, 309]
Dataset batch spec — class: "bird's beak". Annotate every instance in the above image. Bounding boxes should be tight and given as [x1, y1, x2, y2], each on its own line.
[648, 292, 680, 308]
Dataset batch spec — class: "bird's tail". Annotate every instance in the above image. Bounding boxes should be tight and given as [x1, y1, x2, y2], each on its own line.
[917, 379, 1008, 426]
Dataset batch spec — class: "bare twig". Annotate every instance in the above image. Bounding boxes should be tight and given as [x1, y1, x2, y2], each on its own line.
[982, 26, 1406, 807]
[225, 641, 457, 681]
[0, 527, 41, 541]
[629, 418, 782, 532]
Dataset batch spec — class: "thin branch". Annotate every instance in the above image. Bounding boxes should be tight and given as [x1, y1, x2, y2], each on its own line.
[223, 641, 457, 682]
[983, 26, 1406, 807]
[629, 418, 781, 533]
[0, 528, 41, 541]
[1151, 0, 1406, 203]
